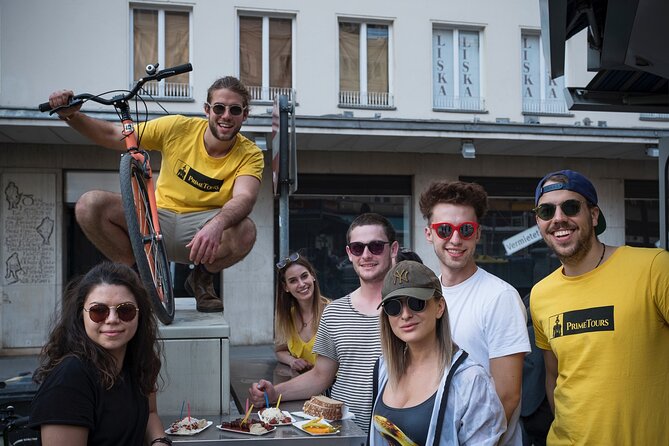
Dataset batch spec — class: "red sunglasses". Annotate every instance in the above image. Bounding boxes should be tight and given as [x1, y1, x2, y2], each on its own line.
[430, 221, 479, 240]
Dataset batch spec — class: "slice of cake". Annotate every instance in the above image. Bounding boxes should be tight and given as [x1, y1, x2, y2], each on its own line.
[302, 395, 344, 420]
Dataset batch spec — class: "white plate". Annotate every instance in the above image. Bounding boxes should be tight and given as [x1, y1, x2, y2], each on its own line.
[293, 419, 340, 436]
[291, 405, 355, 422]
[165, 420, 212, 436]
[258, 409, 296, 426]
[216, 424, 276, 436]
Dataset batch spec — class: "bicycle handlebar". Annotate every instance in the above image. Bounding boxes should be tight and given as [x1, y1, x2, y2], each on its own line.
[38, 62, 193, 113]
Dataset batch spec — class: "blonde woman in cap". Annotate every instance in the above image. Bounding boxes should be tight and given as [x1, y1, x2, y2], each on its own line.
[369, 260, 505, 446]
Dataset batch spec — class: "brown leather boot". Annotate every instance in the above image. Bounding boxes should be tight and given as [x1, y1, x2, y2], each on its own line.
[184, 266, 223, 313]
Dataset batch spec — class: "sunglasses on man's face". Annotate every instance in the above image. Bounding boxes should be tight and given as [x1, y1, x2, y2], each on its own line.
[430, 221, 479, 241]
[83, 302, 139, 323]
[276, 252, 300, 269]
[348, 241, 390, 256]
[205, 102, 246, 116]
[533, 199, 584, 221]
[382, 297, 428, 317]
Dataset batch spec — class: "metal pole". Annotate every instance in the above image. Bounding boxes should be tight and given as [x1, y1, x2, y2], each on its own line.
[278, 95, 291, 259]
[659, 137, 668, 250]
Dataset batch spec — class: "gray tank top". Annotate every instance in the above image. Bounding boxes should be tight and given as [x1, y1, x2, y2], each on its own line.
[373, 385, 437, 446]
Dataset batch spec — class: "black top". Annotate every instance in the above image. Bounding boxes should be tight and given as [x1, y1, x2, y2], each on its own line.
[374, 386, 437, 446]
[29, 356, 149, 446]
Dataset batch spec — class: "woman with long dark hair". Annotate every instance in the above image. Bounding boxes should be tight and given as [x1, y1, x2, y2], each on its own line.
[29, 262, 171, 446]
[274, 253, 329, 373]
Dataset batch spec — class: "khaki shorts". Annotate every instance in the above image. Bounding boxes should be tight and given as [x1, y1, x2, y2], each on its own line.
[158, 208, 220, 264]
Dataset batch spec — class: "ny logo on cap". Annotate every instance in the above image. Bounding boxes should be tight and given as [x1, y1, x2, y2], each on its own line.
[393, 269, 409, 285]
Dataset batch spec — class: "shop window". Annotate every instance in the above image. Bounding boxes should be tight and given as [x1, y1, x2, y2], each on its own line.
[461, 176, 561, 297]
[625, 179, 659, 248]
[283, 174, 411, 299]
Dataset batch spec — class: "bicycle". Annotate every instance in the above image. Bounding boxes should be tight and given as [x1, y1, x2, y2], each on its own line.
[39, 63, 193, 324]
[0, 406, 39, 446]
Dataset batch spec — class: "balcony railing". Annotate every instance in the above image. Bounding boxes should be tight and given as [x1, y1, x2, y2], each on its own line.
[338, 91, 394, 109]
[522, 98, 568, 115]
[133, 81, 193, 99]
[433, 96, 486, 112]
[247, 86, 295, 102]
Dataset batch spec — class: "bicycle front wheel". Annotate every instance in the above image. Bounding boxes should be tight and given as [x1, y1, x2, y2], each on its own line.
[120, 153, 175, 324]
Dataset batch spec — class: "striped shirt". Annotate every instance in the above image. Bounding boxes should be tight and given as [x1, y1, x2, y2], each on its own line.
[313, 294, 382, 433]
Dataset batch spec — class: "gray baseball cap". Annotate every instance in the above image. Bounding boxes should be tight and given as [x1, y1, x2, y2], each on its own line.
[378, 261, 442, 308]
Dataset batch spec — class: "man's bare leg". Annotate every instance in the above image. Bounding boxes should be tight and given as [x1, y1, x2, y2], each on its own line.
[75, 190, 134, 265]
[185, 218, 257, 313]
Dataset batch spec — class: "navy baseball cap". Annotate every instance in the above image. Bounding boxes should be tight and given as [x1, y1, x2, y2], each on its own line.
[535, 169, 606, 235]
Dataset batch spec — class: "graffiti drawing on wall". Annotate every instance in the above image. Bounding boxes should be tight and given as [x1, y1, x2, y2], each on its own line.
[2, 177, 56, 285]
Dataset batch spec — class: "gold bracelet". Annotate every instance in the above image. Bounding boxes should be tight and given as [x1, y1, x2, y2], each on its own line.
[59, 113, 75, 122]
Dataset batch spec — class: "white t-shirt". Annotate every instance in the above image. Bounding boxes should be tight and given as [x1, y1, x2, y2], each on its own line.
[441, 267, 530, 446]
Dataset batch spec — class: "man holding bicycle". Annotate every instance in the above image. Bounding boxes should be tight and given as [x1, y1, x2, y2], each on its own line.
[48, 76, 264, 313]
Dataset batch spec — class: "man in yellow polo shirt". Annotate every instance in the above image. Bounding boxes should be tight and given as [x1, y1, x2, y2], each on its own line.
[48, 76, 264, 312]
[530, 169, 669, 445]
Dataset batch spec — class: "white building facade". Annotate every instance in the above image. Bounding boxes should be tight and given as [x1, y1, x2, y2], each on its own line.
[0, 0, 665, 350]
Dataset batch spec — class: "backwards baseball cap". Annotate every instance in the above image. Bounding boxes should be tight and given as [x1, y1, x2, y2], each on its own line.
[378, 260, 442, 308]
[535, 169, 606, 235]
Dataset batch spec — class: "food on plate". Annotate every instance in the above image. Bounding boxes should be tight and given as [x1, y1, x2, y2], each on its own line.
[168, 416, 208, 434]
[259, 407, 291, 424]
[219, 418, 272, 434]
[302, 419, 338, 434]
[302, 395, 344, 420]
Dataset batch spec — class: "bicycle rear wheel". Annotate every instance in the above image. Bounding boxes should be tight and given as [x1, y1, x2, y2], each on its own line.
[120, 153, 175, 324]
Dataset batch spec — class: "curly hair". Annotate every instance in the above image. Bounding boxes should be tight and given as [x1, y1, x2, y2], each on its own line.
[419, 180, 488, 222]
[275, 254, 329, 346]
[34, 262, 161, 396]
[346, 213, 397, 244]
[206, 76, 251, 109]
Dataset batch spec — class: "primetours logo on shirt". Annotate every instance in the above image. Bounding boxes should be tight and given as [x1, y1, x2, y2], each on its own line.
[175, 160, 224, 192]
[549, 305, 614, 339]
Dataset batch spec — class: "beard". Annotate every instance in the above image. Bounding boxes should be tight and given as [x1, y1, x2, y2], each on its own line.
[546, 221, 597, 266]
[208, 118, 241, 142]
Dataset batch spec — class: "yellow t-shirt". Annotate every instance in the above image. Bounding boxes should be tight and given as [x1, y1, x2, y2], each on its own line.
[530, 246, 669, 445]
[137, 115, 264, 213]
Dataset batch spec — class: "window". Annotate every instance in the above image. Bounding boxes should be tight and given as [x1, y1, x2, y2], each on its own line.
[131, 7, 191, 98]
[432, 28, 484, 111]
[239, 14, 294, 103]
[283, 174, 411, 298]
[461, 176, 561, 297]
[339, 21, 393, 108]
[521, 32, 567, 115]
[625, 179, 660, 248]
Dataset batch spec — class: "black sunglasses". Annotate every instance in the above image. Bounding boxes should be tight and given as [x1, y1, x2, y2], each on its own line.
[83, 302, 139, 323]
[533, 199, 584, 221]
[205, 102, 246, 116]
[430, 221, 479, 240]
[348, 241, 390, 256]
[382, 297, 427, 317]
[276, 252, 300, 269]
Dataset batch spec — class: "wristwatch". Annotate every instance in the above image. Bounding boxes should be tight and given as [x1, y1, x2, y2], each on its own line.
[151, 437, 173, 446]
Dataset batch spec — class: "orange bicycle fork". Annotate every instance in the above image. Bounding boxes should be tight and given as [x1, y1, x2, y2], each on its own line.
[121, 118, 163, 240]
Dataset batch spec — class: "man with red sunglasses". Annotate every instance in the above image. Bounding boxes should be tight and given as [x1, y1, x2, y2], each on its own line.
[530, 169, 669, 445]
[48, 76, 264, 313]
[419, 180, 530, 446]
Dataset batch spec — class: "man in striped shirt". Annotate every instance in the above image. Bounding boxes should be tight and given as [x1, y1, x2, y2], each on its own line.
[250, 213, 398, 432]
